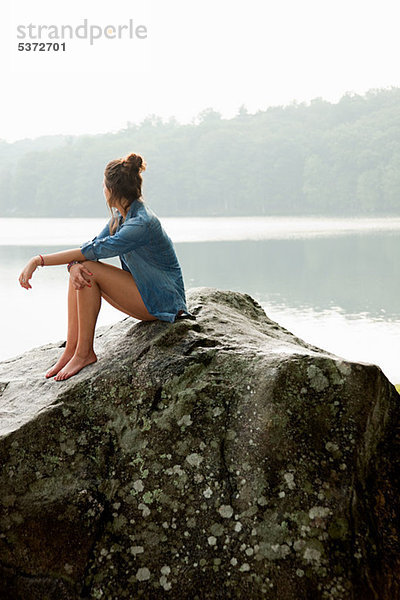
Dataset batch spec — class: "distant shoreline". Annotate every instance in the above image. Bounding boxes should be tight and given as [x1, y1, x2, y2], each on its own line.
[2, 215, 400, 246]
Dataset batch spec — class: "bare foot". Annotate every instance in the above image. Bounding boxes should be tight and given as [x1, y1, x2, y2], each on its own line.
[54, 351, 97, 381]
[46, 349, 76, 378]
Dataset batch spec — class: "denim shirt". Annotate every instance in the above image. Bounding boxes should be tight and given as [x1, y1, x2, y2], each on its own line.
[80, 199, 195, 323]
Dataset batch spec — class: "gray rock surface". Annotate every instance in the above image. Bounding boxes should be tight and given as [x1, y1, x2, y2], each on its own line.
[0, 287, 399, 599]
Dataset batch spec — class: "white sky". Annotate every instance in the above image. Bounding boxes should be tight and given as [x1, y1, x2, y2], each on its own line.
[1, 0, 399, 142]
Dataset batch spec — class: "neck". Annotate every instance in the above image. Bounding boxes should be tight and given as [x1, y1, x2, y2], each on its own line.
[114, 201, 127, 219]
[116, 197, 137, 219]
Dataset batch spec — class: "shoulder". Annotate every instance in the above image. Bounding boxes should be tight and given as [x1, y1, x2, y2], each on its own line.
[125, 201, 159, 228]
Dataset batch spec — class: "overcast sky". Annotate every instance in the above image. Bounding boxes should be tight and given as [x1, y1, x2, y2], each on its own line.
[1, 0, 399, 142]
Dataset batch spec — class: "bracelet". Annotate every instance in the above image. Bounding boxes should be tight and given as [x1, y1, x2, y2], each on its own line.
[38, 254, 44, 267]
[67, 260, 81, 272]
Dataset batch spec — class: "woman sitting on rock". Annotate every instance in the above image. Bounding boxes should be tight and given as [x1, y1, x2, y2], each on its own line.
[18, 153, 194, 381]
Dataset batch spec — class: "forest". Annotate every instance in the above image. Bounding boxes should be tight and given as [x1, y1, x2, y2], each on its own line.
[1, 86, 400, 217]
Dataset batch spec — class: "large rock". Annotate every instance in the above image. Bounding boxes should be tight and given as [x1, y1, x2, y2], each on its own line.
[0, 287, 399, 600]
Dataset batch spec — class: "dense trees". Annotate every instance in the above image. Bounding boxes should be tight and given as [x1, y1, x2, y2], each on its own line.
[1, 87, 400, 217]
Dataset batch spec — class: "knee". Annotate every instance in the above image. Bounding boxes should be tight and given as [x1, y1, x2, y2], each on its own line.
[79, 260, 100, 278]
[81, 260, 96, 266]
[81, 260, 98, 270]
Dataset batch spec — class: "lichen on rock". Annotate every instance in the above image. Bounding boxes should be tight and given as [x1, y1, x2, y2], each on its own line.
[0, 286, 399, 599]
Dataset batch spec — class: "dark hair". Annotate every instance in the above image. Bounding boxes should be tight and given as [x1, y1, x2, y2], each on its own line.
[104, 153, 147, 233]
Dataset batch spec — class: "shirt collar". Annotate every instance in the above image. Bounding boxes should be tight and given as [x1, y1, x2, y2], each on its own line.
[117, 200, 142, 227]
[125, 199, 141, 220]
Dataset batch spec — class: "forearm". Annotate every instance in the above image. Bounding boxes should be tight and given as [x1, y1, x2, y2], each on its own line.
[32, 248, 87, 267]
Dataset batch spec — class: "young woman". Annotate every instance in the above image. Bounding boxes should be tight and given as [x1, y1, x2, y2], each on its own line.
[18, 152, 194, 381]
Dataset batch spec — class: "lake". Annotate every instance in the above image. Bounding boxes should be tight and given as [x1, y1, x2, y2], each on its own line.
[1, 215, 400, 384]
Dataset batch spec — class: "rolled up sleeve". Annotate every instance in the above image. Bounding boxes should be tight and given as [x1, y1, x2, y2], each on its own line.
[80, 221, 148, 260]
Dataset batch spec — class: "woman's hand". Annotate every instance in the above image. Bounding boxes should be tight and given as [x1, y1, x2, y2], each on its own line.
[69, 263, 93, 290]
[19, 257, 40, 290]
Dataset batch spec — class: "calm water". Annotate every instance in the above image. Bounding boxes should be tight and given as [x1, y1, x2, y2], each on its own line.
[1, 216, 400, 384]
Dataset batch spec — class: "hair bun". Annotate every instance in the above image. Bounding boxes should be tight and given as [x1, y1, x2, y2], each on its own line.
[123, 153, 146, 173]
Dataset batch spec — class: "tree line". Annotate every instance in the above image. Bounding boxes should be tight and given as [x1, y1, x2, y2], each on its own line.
[1, 87, 400, 217]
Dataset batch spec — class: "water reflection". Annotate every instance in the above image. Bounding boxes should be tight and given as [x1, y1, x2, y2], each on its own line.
[176, 235, 400, 318]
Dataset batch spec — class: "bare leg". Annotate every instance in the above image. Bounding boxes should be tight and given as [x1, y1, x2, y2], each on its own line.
[46, 278, 79, 378]
[54, 261, 157, 381]
[54, 279, 100, 380]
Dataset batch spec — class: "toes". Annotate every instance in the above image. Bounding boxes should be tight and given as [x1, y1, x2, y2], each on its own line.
[46, 365, 63, 378]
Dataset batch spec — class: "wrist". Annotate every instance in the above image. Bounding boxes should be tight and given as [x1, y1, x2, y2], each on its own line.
[67, 260, 81, 273]
[32, 254, 45, 267]
[31, 256, 41, 268]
